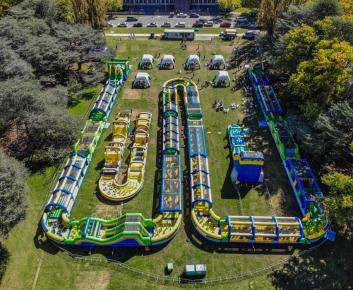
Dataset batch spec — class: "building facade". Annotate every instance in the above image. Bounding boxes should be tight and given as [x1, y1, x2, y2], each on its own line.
[123, 0, 220, 15]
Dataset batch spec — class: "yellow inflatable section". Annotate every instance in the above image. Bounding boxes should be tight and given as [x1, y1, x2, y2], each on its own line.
[99, 112, 152, 201]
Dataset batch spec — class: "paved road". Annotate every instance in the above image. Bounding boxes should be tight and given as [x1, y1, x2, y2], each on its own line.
[105, 32, 246, 41]
[108, 15, 233, 28]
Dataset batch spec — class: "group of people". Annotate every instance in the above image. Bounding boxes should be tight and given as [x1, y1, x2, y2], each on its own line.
[212, 100, 241, 114]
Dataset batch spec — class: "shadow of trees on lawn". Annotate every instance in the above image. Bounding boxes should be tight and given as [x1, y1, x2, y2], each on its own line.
[270, 236, 353, 290]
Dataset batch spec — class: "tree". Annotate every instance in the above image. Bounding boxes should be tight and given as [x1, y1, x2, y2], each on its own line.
[322, 172, 353, 233]
[218, 0, 241, 10]
[107, 0, 123, 10]
[288, 40, 353, 111]
[0, 79, 79, 165]
[0, 42, 34, 80]
[0, 149, 27, 237]
[281, 24, 320, 70]
[71, 0, 108, 29]
[259, 0, 301, 37]
[241, 0, 260, 8]
[0, 243, 9, 282]
[315, 16, 353, 44]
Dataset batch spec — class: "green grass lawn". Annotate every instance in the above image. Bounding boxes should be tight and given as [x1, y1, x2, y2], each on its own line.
[1, 39, 319, 290]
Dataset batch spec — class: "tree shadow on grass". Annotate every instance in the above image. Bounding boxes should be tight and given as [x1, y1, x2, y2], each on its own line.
[270, 236, 353, 290]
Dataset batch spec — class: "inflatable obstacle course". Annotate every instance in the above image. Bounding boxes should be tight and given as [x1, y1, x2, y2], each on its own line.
[99, 112, 153, 201]
[228, 124, 264, 184]
[247, 64, 330, 242]
[41, 65, 183, 247]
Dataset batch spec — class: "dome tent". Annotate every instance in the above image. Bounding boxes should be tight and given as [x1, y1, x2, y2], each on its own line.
[138, 54, 154, 69]
[159, 55, 175, 69]
[132, 72, 151, 88]
[208, 55, 226, 70]
[212, 71, 231, 87]
[184, 55, 201, 70]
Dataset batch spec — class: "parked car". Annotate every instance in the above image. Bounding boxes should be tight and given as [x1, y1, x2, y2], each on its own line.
[190, 13, 200, 18]
[211, 16, 224, 24]
[243, 30, 260, 40]
[117, 22, 128, 27]
[169, 12, 175, 18]
[234, 16, 248, 27]
[147, 22, 158, 27]
[175, 22, 186, 28]
[177, 13, 188, 18]
[204, 20, 214, 27]
[220, 29, 237, 40]
[126, 16, 138, 22]
[133, 22, 143, 27]
[193, 21, 203, 28]
[220, 22, 231, 28]
[161, 22, 172, 27]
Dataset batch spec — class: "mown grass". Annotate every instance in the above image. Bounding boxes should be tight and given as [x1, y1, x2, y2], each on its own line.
[2, 39, 303, 290]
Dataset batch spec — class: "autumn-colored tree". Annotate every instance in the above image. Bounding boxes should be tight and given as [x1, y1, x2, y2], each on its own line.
[218, 0, 241, 10]
[323, 172, 353, 233]
[289, 40, 353, 112]
[282, 24, 320, 70]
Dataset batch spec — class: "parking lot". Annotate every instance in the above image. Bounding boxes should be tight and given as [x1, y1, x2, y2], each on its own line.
[108, 15, 237, 28]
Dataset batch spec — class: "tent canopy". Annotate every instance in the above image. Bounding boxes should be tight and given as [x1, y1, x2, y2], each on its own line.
[133, 72, 151, 87]
[215, 71, 230, 81]
[186, 55, 200, 65]
[160, 54, 175, 65]
[213, 71, 230, 87]
[140, 54, 154, 64]
[210, 55, 225, 65]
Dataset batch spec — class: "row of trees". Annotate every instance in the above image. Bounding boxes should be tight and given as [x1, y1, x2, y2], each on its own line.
[0, 1, 111, 278]
[255, 0, 353, 235]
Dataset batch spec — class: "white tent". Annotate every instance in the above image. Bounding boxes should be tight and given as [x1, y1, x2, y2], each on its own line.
[213, 71, 231, 87]
[185, 55, 201, 70]
[159, 54, 175, 69]
[208, 55, 226, 70]
[138, 54, 154, 69]
[133, 72, 151, 88]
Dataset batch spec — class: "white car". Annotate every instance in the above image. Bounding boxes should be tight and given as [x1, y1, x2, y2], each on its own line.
[161, 22, 172, 27]
[147, 22, 157, 27]
[175, 22, 186, 28]
[117, 22, 128, 27]
[204, 20, 214, 27]
[177, 13, 188, 18]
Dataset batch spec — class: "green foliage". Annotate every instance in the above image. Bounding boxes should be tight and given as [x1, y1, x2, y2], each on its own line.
[241, 0, 260, 8]
[0, 0, 22, 16]
[0, 149, 27, 237]
[315, 16, 353, 44]
[323, 172, 353, 232]
[107, 0, 123, 10]
[0, 243, 9, 282]
[288, 39, 353, 109]
[0, 0, 109, 166]
[218, 0, 241, 10]
[302, 100, 322, 119]
[282, 24, 320, 70]
[322, 172, 353, 195]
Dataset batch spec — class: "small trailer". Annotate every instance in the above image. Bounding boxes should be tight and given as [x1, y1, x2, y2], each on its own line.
[163, 29, 195, 41]
[220, 29, 237, 41]
[184, 264, 207, 277]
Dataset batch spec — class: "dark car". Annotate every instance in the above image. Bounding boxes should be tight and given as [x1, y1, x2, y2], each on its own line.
[193, 21, 204, 28]
[126, 16, 138, 22]
[220, 22, 231, 28]
[243, 30, 260, 40]
[234, 17, 249, 27]
[190, 13, 200, 18]
[133, 22, 143, 27]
